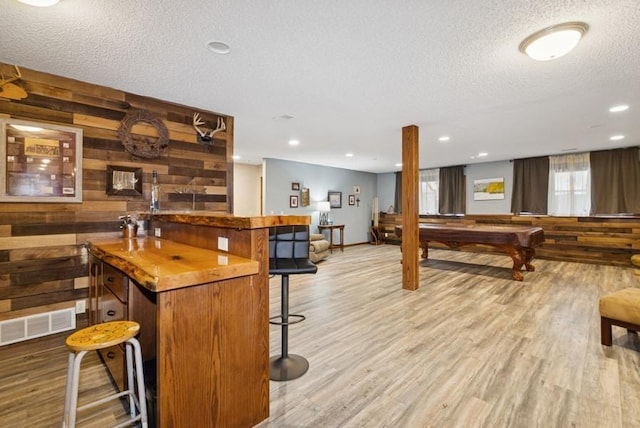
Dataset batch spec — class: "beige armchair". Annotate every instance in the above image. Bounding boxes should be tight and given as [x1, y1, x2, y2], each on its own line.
[309, 233, 330, 263]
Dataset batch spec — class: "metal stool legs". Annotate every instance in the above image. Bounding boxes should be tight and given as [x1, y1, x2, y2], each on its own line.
[269, 274, 309, 381]
[62, 337, 148, 428]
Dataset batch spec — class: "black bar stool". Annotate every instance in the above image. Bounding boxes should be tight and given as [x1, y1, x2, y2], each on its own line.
[269, 225, 318, 381]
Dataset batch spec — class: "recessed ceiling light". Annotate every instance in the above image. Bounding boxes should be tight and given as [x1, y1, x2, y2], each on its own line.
[207, 41, 231, 55]
[477, 152, 488, 157]
[232, 155, 240, 160]
[519, 22, 588, 61]
[17, 0, 59, 6]
[288, 139, 300, 146]
[610, 135, 625, 141]
[438, 136, 450, 142]
[395, 163, 402, 167]
[346, 153, 354, 157]
[609, 105, 629, 113]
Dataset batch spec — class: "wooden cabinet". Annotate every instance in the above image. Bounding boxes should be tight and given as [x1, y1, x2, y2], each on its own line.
[88, 256, 156, 392]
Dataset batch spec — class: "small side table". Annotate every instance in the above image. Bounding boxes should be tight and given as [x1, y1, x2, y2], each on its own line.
[318, 224, 344, 254]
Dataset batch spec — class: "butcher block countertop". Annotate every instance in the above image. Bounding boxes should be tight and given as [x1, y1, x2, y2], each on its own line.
[88, 236, 259, 292]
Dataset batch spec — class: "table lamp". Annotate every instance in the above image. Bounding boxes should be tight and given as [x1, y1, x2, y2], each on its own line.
[318, 201, 331, 225]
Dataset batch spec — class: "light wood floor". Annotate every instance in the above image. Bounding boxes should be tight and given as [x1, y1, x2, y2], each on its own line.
[2, 244, 639, 427]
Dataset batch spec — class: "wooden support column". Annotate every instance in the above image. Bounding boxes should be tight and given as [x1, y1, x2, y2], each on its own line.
[402, 125, 419, 291]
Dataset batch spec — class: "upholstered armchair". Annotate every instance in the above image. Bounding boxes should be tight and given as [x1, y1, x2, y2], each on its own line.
[309, 233, 330, 263]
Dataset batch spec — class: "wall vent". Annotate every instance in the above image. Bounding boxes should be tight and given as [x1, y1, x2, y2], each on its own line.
[0, 308, 76, 346]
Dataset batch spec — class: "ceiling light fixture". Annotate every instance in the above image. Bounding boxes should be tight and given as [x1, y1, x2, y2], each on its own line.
[232, 155, 240, 160]
[288, 139, 299, 146]
[519, 22, 588, 61]
[17, 0, 59, 6]
[477, 152, 488, 157]
[207, 41, 231, 55]
[609, 105, 629, 113]
[438, 136, 450, 142]
[610, 135, 625, 141]
[345, 153, 354, 157]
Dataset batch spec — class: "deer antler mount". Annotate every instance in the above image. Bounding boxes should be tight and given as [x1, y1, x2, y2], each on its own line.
[0, 65, 27, 100]
[192, 112, 225, 145]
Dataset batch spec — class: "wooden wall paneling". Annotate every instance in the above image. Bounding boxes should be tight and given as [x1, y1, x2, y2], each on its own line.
[0, 62, 234, 326]
[378, 212, 640, 267]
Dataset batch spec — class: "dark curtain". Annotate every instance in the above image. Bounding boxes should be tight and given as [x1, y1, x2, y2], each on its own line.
[394, 172, 402, 213]
[511, 156, 549, 214]
[438, 166, 465, 214]
[590, 147, 640, 214]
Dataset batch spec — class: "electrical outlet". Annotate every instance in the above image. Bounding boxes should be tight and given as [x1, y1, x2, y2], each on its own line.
[75, 299, 86, 314]
[155, 227, 161, 237]
[218, 236, 229, 252]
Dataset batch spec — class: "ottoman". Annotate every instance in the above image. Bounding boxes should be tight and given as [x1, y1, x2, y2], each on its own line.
[599, 287, 640, 346]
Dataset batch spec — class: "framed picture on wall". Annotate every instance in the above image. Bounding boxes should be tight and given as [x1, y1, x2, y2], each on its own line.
[348, 194, 355, 206]
[328, 191, 342, 208]
[291, 182, 300, 191]
[290, 194, 299, 208]
[0, 117, 83, 203]
[301, 188, 310, 206]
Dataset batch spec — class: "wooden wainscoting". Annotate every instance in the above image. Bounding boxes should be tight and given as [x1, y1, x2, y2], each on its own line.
[379, 213, 640, 267]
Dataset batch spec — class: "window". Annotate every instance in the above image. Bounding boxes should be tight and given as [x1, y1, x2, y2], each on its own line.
[419, 168, 439, 214]
[548, 153, 590, 216]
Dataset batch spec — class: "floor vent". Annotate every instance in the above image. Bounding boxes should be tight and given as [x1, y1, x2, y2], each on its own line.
[0, 308, 76, 346]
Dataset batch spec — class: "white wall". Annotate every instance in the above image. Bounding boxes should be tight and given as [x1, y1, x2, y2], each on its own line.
[233, 163, 262, 216]
[377, 172, 396, 213]
[263, 158, 377, 244]
[376, 161, 514, 215]
[465, 160, 513, 214]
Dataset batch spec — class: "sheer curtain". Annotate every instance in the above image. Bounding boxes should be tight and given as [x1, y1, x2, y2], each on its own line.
[548, 153, 591, 216]
[419, 168, 439, 214]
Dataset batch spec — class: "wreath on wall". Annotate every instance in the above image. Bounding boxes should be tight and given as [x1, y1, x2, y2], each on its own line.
[117, 110, 169, 159]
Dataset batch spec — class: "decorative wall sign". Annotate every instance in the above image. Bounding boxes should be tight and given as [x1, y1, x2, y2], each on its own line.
[0, 118, 83, 203]
[290, 194, 299, 208]
[328, 191, 342, 208]
[106, 165, 143, 196]
[473, 177, 505, 200]
[118, 109, 169, 159]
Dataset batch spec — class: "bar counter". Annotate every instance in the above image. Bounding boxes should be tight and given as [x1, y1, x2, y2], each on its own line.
[87, 236, 259, 292]
[87, 213, 311, 427]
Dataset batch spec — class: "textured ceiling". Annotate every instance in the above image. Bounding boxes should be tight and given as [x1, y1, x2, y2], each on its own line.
[1, 0, 639, 173]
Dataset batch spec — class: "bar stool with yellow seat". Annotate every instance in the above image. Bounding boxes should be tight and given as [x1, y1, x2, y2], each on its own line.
[62, 320, 148, 428]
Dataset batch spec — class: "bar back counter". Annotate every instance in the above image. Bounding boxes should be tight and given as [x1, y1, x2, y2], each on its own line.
[87, 213, 311, 427]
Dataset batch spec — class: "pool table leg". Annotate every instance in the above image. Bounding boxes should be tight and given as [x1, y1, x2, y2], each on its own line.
[419, 241, 429, 259]
[506, 247, 525, 281]
[523, 247, 536, 272]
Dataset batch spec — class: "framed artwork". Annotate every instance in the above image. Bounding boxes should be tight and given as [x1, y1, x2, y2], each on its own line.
[328, 191, 342, 208]
[348, 194, 356, 206]
[473, 177, 505, 200]
[290, 194, 299, 208]
[291, 182, 300, 191]
[353, 185, 361, 194]
[301, 187, 310, 206]
[0, 117, 83, 203]
[106, 165, 143, 196]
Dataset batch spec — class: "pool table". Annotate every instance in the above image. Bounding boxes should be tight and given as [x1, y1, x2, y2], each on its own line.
[395, 223, 545, 281]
